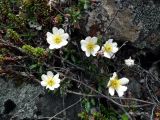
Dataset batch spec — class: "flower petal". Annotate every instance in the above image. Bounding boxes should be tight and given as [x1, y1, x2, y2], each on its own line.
[107, 80, 111, 87]
[54, 73, 59, 79]
[54, 83, 60, 88]
[112, 42, 117, 47]
[52, 27, 58, 34]
[80, 40, 87, 51]
[112, 72, 117, 79]
[85, 36, 91, 41]
[119, 78, 129, 85]
[94, 45, 100, 52]
[116, 90, 124, 97]
[85, 50, 91, 57]
[41, 81, 47, 86]
[116, 86, 127, 97]
[41, 74, 48, 81]
[80, 40, 85, 45]
[103, 52, 112, 59]
[61, 40, 68, 46]
[58, 28, 64, 34]
[92, 37, 98, 43]
[47, 36, 53, 44]
[108, 39, 113, 43]
[47, 71, 53, 77]
[119, 86, 127, 91]
[54, 73, 60, 83]
[46, 32, 53, 37]
[49, 45, 55, 49]
[109, 87, 115, 96]
[62, 33, 69, 39]
[91, 50, 97, 56]
[112, 47, 118, 53]
[49, 86, 55, 90]
[91, 45, 100, 56]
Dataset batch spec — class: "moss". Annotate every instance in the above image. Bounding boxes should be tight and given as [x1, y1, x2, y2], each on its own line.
[0, 1, 11, 20]
[7, 13, 26, 28]
[22, 45, 45, 57]
[22, 0, 33, 5]
[33, 47, 46, 57]
[23, 0, 50, 26]
[66, 7, 81, 24]
[0, 55, 4, 62]
[6, 29, 20, 42]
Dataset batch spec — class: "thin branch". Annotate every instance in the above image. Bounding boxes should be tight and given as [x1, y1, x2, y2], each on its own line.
[106, 9, 120, 30]
[67, 90, 155, 105]
[150, 105, 156, 120]
[67, 77, 156, 108]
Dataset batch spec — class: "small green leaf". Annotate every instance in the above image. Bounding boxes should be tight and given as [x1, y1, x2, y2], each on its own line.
[121, 114, 128, 120]
[29, 64, 38, 69]
[85, 101, 91, 113]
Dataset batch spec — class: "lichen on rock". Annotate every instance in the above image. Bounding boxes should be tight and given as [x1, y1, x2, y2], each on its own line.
[0, 78, 43, 119]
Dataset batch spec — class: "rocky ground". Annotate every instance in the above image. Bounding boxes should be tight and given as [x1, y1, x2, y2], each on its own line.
[1, 0, 160, 120]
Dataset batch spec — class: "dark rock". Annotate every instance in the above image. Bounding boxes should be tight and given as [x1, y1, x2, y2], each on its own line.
[37, 93, 81, 120]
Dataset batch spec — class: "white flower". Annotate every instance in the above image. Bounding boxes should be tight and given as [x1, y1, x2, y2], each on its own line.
[80, 36, 100, 57]
[46, 27, 69, 49]
[107, 72, 129, 97]
[101, 39, 118, 59]
[41, 71, 60, 90]
[125, 57, 134, 67]
[28, 21, 42, 30]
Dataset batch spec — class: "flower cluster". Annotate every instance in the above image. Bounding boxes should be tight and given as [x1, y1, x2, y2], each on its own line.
[46, 27, 119, 59]
[41, 27, 135, 97]
[80, 37, 119, 59]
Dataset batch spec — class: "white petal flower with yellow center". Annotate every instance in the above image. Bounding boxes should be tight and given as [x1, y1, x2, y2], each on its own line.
[107, 72, 129, 97]
[80, 36, 100, 57]
[41, 71, 60, 90]
[46, 27, 69, 49]
[102, 39, 118, 59]
[125, 57, 134, 67]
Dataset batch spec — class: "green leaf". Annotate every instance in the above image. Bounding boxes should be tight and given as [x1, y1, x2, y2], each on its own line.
[85, 101, 91, 113]
[29, 64, 38, 69]
[121, 114, 128, 120]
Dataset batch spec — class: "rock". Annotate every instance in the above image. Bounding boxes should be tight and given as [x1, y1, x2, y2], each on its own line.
[102, 0, 141, 42]
[0, 78, 43, 119]
[37, 93, 81, 120]
[0, 78, 81, 120]
[84, 0, 160, 50]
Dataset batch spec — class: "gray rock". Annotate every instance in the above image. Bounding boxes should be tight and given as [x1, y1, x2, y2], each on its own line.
[84, 0, 160, 50]
[0, 78, 43, 119]
[0, 78, 81, 120]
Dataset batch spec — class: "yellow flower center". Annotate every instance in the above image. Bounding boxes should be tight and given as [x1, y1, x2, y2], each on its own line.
[46, 77, 55, 87]
[86, 42, 95, 51]
[104, 43, 112, 52]
[110, 79, 120, 89]
[53, 35, 62, 44]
